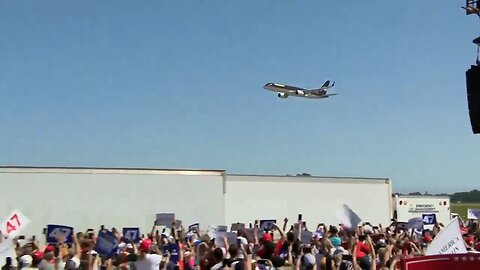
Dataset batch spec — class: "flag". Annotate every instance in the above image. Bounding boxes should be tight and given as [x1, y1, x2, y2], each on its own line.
[337, 204, 361, 230]
[406, 217, 424, 231]
[425, 217, 467, 255]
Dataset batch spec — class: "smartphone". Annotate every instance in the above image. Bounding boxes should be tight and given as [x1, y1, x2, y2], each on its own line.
[257, 259, 269, 265]
[43, 228, 47, 235]
[249, 223, 252, 229]
[18, 235, 25, 240]
[156, 230, 159, 236]
[298, 214, 302, 221]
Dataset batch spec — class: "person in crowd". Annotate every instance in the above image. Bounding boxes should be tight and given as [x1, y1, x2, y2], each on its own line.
[3, 217, 480, 270]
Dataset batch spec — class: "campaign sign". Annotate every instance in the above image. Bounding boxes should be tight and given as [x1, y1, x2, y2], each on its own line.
[122, 228, 140, 243]
[425, 218, 466, 255]
[226, 232, 238, 246]
[0, 237, 15, 268]
[175, 220, 182, 229]
[300, 230, 313, 244]
[188, 223, 199, 233]
[47, 225, 73, 244]
[245, 228, 264, 242]
[422, 214, 437, 225]
[402, 253, 480, 270]
[259, 220, 276, 231]
[467, 208, 480, 220]
[96, 231, 119, 258]
[214, 226, 228, 247]
[231, 223, 245, 232]
[406, 217, 424, 231]
[155, 213, 175, 227]
[0, 209, 30, 239]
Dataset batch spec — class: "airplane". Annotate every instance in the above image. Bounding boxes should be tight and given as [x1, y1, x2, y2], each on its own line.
[263, 80, 338, 99]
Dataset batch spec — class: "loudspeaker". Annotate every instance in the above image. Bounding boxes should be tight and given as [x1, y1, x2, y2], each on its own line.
[466, 65, 480, 134]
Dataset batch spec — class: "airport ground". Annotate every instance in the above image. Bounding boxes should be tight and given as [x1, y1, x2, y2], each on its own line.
[451, 203, 480, 220]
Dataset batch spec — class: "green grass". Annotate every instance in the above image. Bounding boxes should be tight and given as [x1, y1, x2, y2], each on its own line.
[451, 203, 480, 221]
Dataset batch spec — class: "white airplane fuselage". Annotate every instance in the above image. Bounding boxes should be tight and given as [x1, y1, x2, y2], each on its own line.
[263, 83, 329, 99]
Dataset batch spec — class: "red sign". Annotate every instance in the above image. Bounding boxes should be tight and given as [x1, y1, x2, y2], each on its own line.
[402, 253, 480, 270]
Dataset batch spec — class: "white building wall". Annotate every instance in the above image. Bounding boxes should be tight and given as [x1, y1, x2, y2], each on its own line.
[224, 175, 392, 227]
[0, 167, 226, 237]
[0, 167, 393, 238]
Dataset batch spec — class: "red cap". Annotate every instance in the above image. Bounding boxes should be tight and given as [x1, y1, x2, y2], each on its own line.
[44, 245, 55, 253]
[139, 239, 152, 252]
[423, 235, 432, 243]
[466, 236, 475, 245]
[261, 233, 272, 242]
[32, 251, 44, 261]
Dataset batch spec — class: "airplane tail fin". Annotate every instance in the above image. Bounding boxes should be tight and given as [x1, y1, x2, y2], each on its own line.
[321, 80, 330, 88]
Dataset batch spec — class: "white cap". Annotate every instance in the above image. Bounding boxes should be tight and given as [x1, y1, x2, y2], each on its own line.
[363, 225, 373, 234]
[20, 255, 33, 266]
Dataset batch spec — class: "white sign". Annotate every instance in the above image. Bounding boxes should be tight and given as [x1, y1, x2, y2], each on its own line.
[0, 210, 30, 239]
[300, 230, 313, 244]
[226, 232, 238, 245]
[215, 225, 228, 247]
[0, 238, 15, 268]
[155, 213, 175, 227]
[425, 218, 467, 255]
[467, 208, 480, 220]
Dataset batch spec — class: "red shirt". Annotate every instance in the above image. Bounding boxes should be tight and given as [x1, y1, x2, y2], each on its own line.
[356, 241, 370, 259]
[274, 240, 284, 256]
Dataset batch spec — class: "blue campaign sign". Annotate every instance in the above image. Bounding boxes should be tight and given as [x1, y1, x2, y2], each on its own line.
[422, 214, 437, 225]
[47, 225, 74, 244]
[96, 231, 119, 258]
[122, 227, 140, 243]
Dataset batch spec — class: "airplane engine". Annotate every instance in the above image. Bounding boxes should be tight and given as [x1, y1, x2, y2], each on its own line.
[277, 93, 288, 98]
[295, 90, 305, 95]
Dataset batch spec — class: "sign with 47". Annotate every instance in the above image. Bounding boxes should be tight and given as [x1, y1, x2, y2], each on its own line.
[47, 225, 74, 244]
[0, 209, 30, 239]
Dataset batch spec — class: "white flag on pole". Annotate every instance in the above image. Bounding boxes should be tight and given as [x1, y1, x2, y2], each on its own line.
[425, 217, 467, 255]
[337, 204, 361, 230]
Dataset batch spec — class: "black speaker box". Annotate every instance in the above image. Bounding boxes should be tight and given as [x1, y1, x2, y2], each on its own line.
[466, 65, 480, 134]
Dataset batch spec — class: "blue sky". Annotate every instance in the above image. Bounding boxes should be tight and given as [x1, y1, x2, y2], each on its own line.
[1, 1, 479, 193]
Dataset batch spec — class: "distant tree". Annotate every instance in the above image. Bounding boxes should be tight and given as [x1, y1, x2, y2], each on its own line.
[450, 190, 480, 203]
[408, 192, 422, 196]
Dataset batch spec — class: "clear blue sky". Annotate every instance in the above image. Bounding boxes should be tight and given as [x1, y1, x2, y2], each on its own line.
[1, 1, 479, 193]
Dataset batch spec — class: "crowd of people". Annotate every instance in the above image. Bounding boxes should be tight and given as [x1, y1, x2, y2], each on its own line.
[3, 217, 480, 270]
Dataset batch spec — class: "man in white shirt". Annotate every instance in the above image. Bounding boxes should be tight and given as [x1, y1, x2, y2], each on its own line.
[134, 239, 163, 270]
